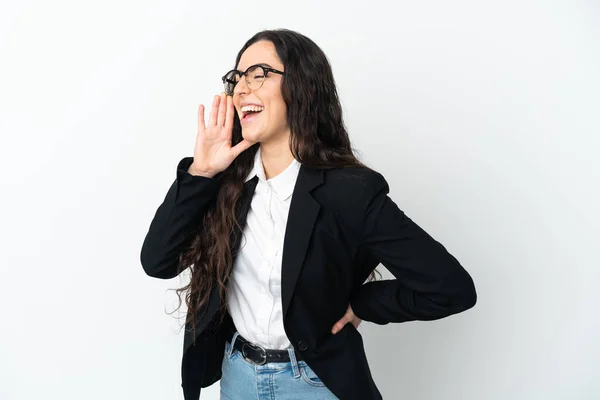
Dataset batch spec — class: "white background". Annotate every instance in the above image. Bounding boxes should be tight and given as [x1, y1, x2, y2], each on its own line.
[1, 1, 599, 399]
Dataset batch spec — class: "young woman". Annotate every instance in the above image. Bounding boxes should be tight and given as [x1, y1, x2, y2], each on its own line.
[141, 29, 476, 400]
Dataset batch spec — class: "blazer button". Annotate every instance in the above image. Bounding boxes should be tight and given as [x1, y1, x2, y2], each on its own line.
[297, 340, 308, 351]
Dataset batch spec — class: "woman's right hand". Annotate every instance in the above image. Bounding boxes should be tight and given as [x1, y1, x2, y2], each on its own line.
[188, 93, 254, 177]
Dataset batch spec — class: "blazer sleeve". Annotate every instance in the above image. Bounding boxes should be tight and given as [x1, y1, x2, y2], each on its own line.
[140, 157, 220, 279]
[350, 173, 477, 324]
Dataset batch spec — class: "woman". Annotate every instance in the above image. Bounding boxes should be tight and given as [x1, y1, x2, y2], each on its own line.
[140, 29, 477, 400]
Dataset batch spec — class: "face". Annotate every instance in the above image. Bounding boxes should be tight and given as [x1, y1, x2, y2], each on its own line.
[231, 41, 289, 144]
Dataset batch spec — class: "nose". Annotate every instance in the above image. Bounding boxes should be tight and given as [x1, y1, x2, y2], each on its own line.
[233, 75, 249, 96]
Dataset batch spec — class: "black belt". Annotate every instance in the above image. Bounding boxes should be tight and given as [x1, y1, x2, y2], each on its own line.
[227, 328, 304, 365]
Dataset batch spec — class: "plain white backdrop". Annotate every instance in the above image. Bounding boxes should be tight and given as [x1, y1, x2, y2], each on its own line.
[1, 1, 599, 399]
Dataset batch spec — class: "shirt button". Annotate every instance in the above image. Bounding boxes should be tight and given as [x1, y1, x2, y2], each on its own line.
[297, 340, 308, 351]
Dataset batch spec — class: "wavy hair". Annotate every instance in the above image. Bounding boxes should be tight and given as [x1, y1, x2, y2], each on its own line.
[173, 29, 379, 339]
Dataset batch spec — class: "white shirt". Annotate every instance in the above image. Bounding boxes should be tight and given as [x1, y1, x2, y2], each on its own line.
[226, 146, 301, 350]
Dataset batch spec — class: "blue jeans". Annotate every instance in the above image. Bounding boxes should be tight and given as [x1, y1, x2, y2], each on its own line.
[220, 332, 339, 399]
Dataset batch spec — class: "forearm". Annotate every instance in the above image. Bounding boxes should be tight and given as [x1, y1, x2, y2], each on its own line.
[351, 271, 476, 324]
[140, 157, 220, 279]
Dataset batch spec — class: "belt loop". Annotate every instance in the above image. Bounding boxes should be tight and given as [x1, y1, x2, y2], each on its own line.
[228, 331, 240, 358]
[287, 347, 301, 378]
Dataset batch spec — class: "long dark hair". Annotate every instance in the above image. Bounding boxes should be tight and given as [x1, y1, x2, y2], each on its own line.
[173, 29, 379, 337]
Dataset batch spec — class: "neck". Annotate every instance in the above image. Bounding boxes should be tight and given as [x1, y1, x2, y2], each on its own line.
[259, 132, 294, 180]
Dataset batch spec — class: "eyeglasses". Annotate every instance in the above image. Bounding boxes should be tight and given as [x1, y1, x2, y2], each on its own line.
[221, 64, 285, 96]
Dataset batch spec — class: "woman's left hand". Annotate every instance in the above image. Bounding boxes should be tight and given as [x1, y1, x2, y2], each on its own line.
[331, 304, 362, 334]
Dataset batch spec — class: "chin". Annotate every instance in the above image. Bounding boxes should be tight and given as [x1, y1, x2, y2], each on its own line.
[241, 129, 263, 143]
[241, 126, 283, 146]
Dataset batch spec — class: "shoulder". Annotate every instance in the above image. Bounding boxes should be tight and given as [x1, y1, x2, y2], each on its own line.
[321, 166, 390, 198]
[311, 166, 391, 224]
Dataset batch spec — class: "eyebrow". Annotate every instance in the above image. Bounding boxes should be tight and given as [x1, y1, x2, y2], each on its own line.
[237, 63, 274, 71]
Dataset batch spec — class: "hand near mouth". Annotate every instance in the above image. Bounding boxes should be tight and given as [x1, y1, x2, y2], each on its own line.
[189, 93, 254, 177]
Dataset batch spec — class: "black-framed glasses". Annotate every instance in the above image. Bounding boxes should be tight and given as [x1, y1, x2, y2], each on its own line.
[221, 64, 285, 96]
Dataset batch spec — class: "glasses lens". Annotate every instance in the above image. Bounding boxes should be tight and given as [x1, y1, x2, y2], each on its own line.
[223, 71, 239, 95]
[246, 65, 266, 91]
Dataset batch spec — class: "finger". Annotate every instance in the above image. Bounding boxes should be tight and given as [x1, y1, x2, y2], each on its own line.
[208, 95, 220, 126]
[217, 93, 227, 126]
[331, 319, 347, 334]
[344, 308, 354, 320]
[197, 104, 206, 132]
[231, 139, 254, 158]
[224, 95, 234, 131]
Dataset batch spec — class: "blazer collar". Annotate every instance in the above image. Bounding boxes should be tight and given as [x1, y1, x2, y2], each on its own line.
[280, 163, 324, 318]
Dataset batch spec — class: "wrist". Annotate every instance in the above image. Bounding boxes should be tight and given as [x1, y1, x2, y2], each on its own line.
[188, 164, 216, 178]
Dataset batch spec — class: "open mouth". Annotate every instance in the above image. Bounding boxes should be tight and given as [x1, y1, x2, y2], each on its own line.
[241, 105, 264, 122]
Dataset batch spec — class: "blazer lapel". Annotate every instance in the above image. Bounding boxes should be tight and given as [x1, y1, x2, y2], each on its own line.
[281, 165, 324, 320]
[230, 176, 259, 258]
[183, 176, 259, 354]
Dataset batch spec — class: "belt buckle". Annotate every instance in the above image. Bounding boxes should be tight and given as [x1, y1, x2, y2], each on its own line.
[242, 342, 267, 365]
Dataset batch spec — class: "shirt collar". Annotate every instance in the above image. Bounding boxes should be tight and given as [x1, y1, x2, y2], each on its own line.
[244, 146, 301, 201]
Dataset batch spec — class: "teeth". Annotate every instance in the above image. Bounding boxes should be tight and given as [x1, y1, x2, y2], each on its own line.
[241, 105, 264, 112]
